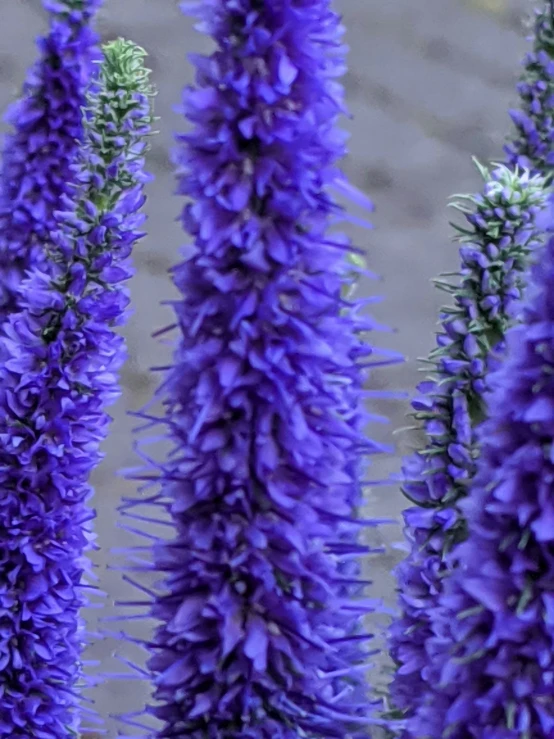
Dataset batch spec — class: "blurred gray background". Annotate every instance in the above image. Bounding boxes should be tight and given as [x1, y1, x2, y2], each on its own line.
[0, 0, 534, 734]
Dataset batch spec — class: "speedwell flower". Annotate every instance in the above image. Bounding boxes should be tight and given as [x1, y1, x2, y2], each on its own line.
[0, 39, 153, 737]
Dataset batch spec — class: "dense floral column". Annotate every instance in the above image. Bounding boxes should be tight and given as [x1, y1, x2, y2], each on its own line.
[0, 0, 102, 317]
[116, 0, 397, 736]
[505, 1, 554, 178]
[0, 39, 153, 737]
[387, 164, 547, 730]
[413, 228, 554, 738]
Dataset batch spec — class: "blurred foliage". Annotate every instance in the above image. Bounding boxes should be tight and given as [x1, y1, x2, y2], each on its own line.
[468, 0, 506, 14]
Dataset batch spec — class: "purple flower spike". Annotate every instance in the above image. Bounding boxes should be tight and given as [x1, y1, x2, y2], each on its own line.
[388, 163, 547, 733]
[505, 3, 554, 178]
[413, 227, 554, 738]
[115, 1, 399, 737]
[504, 2, 554, 235]
[0, 0, 102, 318]
[0, 40, 154, 737]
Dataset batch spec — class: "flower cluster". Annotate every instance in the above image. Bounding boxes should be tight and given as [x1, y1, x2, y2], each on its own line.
[116, 1, 398, 736]
[388, 163, 547, 728]
[414, 228, 554, 738]
[0, 39, 153, 737]
[0, 0, 102, 318]
[505, 1, 554, 178]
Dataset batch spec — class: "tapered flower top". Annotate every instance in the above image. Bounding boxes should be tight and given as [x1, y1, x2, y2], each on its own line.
[505, 0, 554, 177]
[416, 228, 554, 738]
[116, 1, 394, 737]
[0, 0, 102, 318]
[388, 164, 547, 730]
[0, 39, 153, 737]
